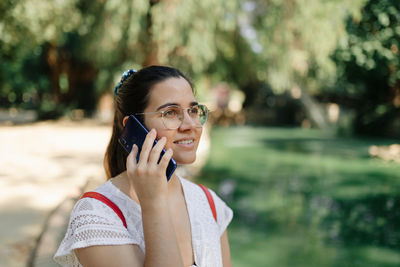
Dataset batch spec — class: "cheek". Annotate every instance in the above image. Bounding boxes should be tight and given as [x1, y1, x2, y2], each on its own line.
[144, 117, 163, 131]
[144, 117, 175, 148]
[164, 140, 173, 150]
[156, 131, 175, 149]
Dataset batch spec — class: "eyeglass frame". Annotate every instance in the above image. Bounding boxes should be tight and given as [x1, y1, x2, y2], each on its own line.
[135, 104, 209, 130]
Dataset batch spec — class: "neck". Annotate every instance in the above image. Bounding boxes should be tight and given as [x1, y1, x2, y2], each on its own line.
[166, 172, 181, 195]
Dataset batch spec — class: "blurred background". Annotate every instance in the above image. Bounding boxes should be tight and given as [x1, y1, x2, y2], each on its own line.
[1, 0, 400, 266]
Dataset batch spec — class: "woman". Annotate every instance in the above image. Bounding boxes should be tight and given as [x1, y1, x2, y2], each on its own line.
[54, 66, 233, 267]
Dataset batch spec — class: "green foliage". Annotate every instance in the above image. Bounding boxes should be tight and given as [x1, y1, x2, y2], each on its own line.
[0, 0, 244, 116]
[206, 0, 368, 123]
[332, 0, 400, 136]
[1, 0, 399, 136]
[226, 0, 366, 93]
[152, 0, 233, 73]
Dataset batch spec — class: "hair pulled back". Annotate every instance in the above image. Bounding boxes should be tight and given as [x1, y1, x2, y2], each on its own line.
[104, 65, 192, 179]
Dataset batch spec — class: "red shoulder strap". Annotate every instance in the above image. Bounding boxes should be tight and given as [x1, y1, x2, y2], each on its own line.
[80, 192, 127, 229]
[81, 187, 216, 226]
[198, 184, 217, 222]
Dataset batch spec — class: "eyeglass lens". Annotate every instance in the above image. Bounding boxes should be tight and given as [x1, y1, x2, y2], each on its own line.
[162, 105, 208, 129]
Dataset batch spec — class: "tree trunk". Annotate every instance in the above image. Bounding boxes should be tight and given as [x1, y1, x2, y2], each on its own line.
[298, 85, 330, 131]
[142, 0, 160, 66]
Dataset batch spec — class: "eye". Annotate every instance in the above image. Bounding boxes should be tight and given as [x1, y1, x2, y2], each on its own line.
[163, 107, 179, 118]
[189, 106, 199, 115]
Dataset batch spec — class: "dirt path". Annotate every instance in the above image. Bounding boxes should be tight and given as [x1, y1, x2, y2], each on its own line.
[0, 120, 111, 267]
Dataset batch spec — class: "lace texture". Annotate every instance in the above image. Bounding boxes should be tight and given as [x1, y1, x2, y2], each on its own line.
[54, 177, 233, 267]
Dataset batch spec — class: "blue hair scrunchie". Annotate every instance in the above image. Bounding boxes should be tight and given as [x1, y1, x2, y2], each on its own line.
[114, 69, 137, 96]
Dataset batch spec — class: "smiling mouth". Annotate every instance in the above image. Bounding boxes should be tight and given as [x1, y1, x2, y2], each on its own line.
[174, 139, 194, 145]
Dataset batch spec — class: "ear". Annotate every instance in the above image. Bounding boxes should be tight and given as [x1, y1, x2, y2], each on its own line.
[122, 116, 129, 127]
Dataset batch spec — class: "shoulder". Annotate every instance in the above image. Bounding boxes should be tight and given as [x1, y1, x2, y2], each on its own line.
[206, 187, 234, 234]
[76, 180, 142, 230]
[75, 181, 126, 223]
[66, 181, 133, 237]
[180, 177, 233, 235]
[67, 180, 139, 243]
[54, 181, 140, 266]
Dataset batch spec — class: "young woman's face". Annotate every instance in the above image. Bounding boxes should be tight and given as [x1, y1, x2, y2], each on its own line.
[143, 77, 203, 165]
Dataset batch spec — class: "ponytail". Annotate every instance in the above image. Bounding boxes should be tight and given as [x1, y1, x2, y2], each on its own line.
[104, 109, 126, 179]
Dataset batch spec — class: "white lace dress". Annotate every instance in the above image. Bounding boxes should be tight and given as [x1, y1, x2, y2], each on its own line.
[54, 176, 233, 267]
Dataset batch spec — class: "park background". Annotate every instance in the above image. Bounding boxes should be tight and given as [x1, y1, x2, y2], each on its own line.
[1, 0, 400, 266]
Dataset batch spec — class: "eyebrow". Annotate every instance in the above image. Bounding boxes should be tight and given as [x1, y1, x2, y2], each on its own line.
[156, 101, 198, 111]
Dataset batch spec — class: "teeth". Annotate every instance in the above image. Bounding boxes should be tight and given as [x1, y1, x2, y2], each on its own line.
[176, 139, 193, 144]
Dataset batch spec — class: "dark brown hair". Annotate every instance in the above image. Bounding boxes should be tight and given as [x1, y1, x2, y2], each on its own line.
[104, 65, 192, 179]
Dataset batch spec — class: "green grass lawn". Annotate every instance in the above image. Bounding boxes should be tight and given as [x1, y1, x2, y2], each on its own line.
[200, 126, 400, 267]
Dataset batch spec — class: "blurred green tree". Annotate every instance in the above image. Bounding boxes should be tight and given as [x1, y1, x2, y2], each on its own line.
[332, 0, 400, 137]
[3, 0, 399, 137]
[207, 0, 366, 129]
[0, 0, 240, 117]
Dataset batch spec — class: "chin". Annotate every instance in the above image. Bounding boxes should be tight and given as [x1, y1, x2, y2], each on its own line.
[174, 155, 196, 165]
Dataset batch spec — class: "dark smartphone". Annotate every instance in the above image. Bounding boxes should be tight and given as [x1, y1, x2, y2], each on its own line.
[118, 115, 177, 181]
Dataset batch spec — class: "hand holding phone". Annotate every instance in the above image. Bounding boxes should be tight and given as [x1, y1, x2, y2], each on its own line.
[118, 115, 177, 181]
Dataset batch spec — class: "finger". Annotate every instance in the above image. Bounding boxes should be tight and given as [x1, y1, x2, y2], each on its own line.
[159, 148, 173, 170]
[148, 137, 167, 165]
[126, 144, 139, 172]
[138, 129, 157, 164]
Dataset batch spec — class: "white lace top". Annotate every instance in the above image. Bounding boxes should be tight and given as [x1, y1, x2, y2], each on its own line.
[54, 176, 233, 267]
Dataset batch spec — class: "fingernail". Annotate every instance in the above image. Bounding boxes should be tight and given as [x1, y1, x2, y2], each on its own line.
[151, 128, 156, 134]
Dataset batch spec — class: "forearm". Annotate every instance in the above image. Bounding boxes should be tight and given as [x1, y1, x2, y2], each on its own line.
[142, 200, 184, 267]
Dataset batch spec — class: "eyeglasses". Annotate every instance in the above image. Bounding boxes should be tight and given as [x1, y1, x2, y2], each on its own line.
[136, 104, 209, 130]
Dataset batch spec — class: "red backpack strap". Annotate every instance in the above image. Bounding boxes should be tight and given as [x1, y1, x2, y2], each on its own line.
[198, 184, 217, 222]
[80, 192, 127, 229]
